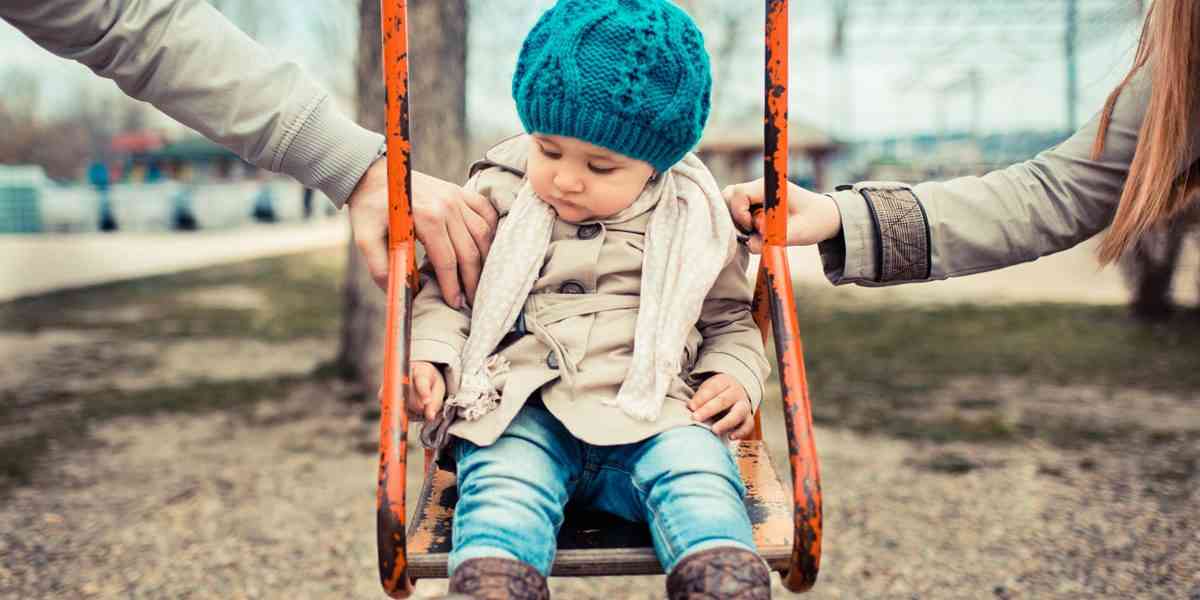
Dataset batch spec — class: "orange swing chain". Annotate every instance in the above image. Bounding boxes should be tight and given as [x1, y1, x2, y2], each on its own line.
[377, 0, 416, 597]
[756, 0, 823, 591]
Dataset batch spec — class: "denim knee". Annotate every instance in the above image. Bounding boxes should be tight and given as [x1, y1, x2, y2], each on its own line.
[628, 426, 754, 571]
[449, 405, 579, 576]
[631, 425, 746, 497]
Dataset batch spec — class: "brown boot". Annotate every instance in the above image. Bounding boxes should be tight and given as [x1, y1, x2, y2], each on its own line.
[447, 557, 549, 600]
[666, 546, 771, 599]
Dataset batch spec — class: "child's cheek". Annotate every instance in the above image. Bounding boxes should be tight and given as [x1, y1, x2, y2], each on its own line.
[528, 168, 554, 201]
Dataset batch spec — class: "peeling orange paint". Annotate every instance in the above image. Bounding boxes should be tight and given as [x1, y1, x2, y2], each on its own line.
[763, 0, 789, 247]
[733, 442, 793, 549]
[408, 469, 459, 554]
[760, 2, 823, 590]
[378, 0, 415, 597]
[763, 244, 822, 593]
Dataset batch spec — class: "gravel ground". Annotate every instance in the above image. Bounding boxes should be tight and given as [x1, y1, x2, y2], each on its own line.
[2, 261, 1197, 599]
[2, 371, 1196, 599]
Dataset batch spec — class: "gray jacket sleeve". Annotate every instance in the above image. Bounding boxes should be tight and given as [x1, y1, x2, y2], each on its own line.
[819, 65, 1198, 285]
[0, 0, 383, 207]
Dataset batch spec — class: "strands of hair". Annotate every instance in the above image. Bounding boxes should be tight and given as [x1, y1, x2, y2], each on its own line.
[1093, 0, 1200, 263]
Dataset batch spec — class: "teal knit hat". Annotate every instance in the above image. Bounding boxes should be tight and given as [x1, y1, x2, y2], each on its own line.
[512, 0, 712, 172]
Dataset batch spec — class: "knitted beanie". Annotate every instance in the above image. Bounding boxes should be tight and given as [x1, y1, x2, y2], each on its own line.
[512, 0, 712, 172]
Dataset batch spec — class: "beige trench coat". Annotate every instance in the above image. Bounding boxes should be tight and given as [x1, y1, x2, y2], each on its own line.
[411, 136, 769, 449]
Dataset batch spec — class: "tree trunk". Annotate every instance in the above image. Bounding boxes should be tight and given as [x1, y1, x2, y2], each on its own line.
[339, 0, 468, 392]
[1120, 227, 1184, 321]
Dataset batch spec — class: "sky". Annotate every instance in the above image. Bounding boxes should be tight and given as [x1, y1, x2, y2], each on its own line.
[0, 0, 1145, 142]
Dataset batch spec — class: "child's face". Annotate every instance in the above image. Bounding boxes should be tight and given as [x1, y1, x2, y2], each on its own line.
[527, 134, 655, 223]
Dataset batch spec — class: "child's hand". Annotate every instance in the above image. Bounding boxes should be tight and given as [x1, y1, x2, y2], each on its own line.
[408, 361, 446, 421]
[688, 373, 755, 440]
[722, 178, 842, 253]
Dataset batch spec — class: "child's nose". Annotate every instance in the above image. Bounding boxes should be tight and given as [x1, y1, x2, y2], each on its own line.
[553, 170, 584, 193]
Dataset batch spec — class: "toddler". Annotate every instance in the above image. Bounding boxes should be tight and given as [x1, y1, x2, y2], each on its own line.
[408, 1, 772, 597]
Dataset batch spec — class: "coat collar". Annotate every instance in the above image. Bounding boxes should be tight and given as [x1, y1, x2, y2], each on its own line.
[468, 134, 530, 180]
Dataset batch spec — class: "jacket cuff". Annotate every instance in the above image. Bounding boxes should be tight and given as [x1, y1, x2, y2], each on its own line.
[276, 95, 385, 208]
[411, 337, 465, 396]
[690, 351, 765, 414]
[854, 182, 932, 283]
[818, 189, 879, 284]
[411, 337, 464, 368]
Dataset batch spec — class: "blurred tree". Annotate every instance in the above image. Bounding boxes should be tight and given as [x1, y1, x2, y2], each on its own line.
[1119, 211, 1200, 320]
[0, 67, 40, 165]
[674, 0, 753, 124]
[307, 0, 359, 100]
[0, 66, 91, 178]
[339, 0, 468, 391]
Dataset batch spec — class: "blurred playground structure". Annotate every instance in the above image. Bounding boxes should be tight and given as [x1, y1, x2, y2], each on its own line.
[0, 134, 334, 235]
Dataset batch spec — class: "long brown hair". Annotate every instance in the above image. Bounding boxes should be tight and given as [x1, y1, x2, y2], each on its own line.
[1092, 0, 1200, 263]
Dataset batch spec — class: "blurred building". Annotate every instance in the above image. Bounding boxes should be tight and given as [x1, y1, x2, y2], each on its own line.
[106, 132, 254, 185]
[0, 164, 46, 233]
[0, 132, 322, 234]
[842, 130, 1074, 183]
[696, 119, 843, 191]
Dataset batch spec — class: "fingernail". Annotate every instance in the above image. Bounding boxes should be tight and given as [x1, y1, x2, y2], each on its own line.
[455, 294, 466, 309]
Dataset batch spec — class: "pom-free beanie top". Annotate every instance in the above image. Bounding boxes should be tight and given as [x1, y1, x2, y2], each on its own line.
[512, 0, 713, 172]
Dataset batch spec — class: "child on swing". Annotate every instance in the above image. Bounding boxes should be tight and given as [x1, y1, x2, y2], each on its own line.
[408, 1, 771, 597]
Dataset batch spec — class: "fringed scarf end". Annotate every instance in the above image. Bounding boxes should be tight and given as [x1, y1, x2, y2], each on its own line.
[447, 354, 511, 421]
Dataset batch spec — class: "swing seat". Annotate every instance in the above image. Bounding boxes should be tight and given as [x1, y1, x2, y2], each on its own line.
[406, 440, 794, 578]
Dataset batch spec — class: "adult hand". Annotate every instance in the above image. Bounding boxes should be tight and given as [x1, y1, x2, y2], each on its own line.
[346, 159, 498, 309]
[722, 178, 842, 253]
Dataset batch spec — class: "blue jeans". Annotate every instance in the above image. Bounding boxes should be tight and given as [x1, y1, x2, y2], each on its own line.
[448, 402, 756, 576]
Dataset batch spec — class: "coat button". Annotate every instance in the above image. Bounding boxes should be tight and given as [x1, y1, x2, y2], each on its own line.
[576, 223, 601, 240]
[558, 280, 586, 294]
[545, 351, 559, 370]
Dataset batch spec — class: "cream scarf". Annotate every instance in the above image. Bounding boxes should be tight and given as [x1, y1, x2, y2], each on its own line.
[442, 152, 736, 423]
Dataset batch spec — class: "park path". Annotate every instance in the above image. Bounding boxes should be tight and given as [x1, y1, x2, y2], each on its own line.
[2, 220, 1196, 306]
[0, 220, 349, 302]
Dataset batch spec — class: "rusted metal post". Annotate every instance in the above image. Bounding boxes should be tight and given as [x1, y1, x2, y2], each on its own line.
[377, 0, 416, 597]
[759, 0, 823, 592]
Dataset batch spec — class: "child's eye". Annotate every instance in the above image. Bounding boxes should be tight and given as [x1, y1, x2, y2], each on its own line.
[539, 146, 561, 159]
[588, 164, 616, 174]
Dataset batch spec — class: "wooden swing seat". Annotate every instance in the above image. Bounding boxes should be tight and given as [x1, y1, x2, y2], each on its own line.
[406, 440, 794, 578]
